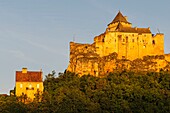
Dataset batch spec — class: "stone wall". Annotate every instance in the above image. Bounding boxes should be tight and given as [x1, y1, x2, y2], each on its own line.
[67, 49, 170, 76]
[93, 32, 164, 60]
[16, 82, 43, 102]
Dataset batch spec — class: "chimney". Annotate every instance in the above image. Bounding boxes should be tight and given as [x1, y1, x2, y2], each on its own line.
[22, 68, 27, 73]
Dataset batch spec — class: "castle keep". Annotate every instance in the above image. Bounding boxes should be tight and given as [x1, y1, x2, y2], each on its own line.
[67, 11, 170, 77]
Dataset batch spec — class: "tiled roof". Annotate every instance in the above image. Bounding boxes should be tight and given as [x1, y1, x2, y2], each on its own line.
[16, 71, 43, 82]
[116, 23, 151, 33]
[109, 11, 131, 25]
[118, 27, 151, 33]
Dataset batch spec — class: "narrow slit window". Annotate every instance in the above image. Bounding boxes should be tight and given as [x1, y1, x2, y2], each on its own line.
[132, 39, 135, 42]
[37, 84, 40, 89]
[20, 84, 23, 88]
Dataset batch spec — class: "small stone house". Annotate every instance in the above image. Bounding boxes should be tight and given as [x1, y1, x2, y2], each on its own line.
[15, 68, 43, 102]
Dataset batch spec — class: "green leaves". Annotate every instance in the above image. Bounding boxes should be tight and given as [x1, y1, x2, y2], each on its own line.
[1, 71, 170, 112]
[0, 96, 27, 113]
[42, 71, 169, 113]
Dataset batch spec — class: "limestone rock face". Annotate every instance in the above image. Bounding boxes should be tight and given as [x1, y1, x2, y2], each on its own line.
[67, 48, 170, 77]
[67, 11, 170, 76]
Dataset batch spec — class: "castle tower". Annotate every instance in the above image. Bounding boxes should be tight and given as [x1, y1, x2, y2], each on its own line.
[67, 11, 166, 76]
[94, 11, 164, 60]
[107, 11, 132, 31]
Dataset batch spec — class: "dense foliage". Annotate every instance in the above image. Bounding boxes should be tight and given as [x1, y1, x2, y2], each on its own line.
[0, 71, 169, 113]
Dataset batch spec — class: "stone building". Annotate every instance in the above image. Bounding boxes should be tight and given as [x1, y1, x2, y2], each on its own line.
[15, 68, 43, 102]
[67, 11, 170, 77]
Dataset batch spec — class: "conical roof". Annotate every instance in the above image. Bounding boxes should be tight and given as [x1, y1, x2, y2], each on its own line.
[109, 11, 131, 25]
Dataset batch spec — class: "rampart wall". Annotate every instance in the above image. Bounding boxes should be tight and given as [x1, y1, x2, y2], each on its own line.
[67, 42, 170, 77]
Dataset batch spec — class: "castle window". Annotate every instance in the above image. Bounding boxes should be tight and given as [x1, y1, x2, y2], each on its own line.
[123, 39, 125, 42]
[152, 40, 155, 45]
[20, 84, 23, 88]
[132, 34, 134, 37]
[37, 84, 39, 89]
[85, 46, 88, 49]
[126, 37, 128, 43]
[118, 35, 122, 38]
[122, 56, 125, 59]
[29, 84, 32, 89]
[115, 39, 116, 42]
[26, 87, 34, 90]
[132, 39, 135, 42]
[94, 71, 96, 75]
[102, 39, 104, 42]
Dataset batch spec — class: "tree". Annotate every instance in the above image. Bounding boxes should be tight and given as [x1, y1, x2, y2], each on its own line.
[0, 95, 27, 113]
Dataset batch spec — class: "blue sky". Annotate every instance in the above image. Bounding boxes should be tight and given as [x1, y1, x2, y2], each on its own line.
[0, 0, 170, 94]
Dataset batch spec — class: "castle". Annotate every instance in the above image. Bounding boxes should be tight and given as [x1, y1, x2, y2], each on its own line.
[67, 11, 170, 77]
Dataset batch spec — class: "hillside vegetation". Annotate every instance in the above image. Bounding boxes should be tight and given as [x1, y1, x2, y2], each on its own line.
[0, 71, 169, 113]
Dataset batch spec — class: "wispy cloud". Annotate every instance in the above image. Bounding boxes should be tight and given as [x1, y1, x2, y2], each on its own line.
[9, 50, 24, 58]
[0, 48, 36, 63]
[22, 38, 56, 54]
[20, 35, 68, 57]
[1, 29, 58, 54]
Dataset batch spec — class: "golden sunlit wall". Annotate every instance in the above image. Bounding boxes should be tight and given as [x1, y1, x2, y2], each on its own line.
[67, 12, 168, 76]
[15, 82, 43, 102]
